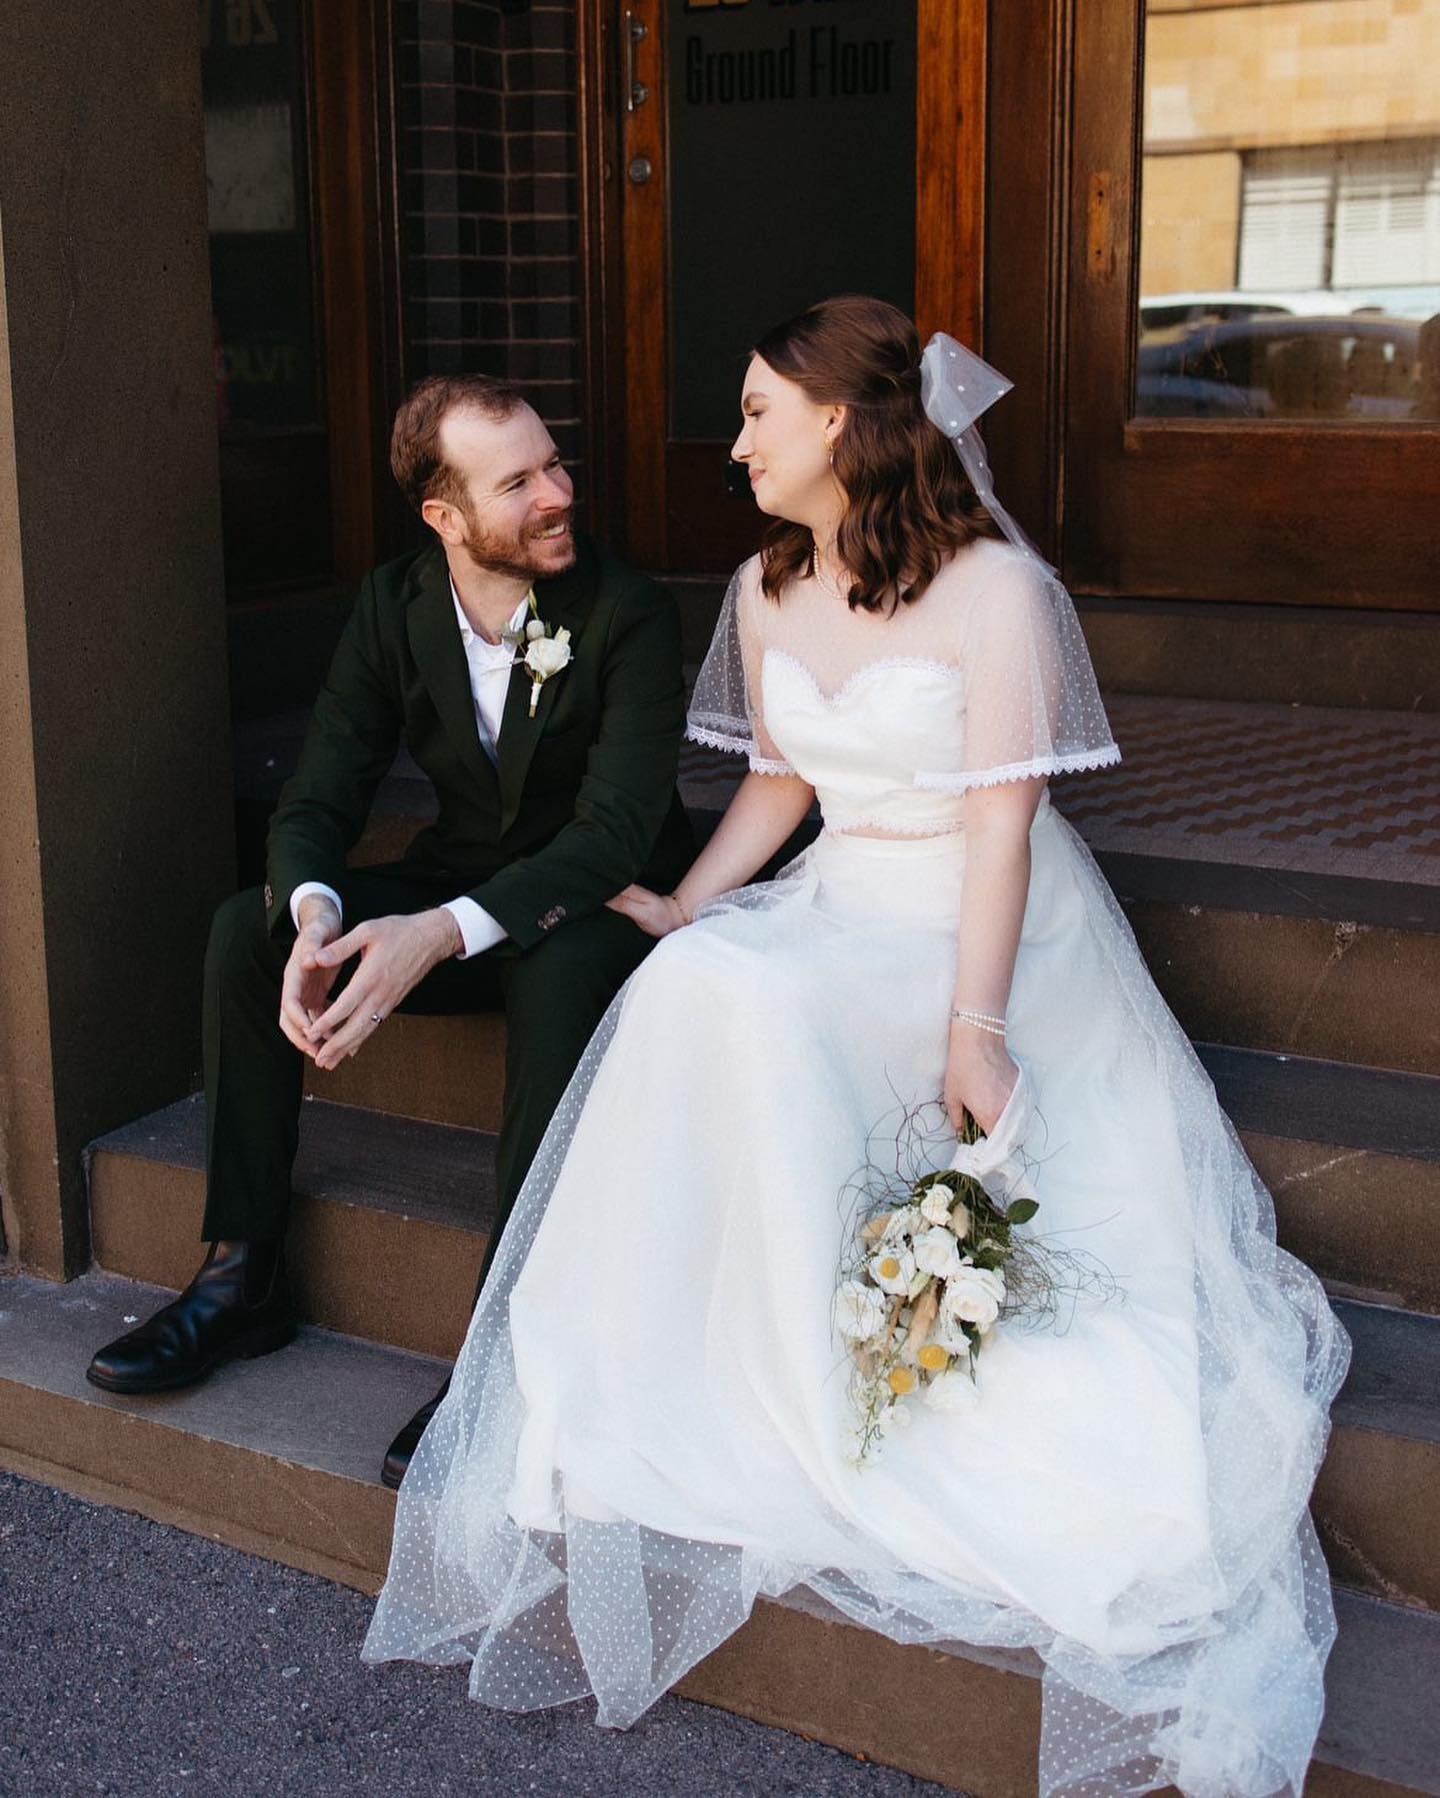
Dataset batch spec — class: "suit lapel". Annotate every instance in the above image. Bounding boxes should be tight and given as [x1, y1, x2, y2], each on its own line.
[405, 550, 502, 809]
[496, 538, 599, 834]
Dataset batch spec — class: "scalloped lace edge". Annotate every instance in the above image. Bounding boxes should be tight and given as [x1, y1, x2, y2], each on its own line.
[913, 744, 1122, 791]
[685, 723, 751, 756]
[685, 723, 797, 777]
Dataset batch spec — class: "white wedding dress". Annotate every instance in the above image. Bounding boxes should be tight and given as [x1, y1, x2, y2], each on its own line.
[365, 539, 1351, 1798]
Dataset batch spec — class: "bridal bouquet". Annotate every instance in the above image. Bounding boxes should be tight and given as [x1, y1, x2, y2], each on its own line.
[835, 1071, 1112, 1465]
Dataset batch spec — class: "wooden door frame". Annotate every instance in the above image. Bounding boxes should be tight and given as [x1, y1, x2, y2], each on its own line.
[576, 0, 988, 572]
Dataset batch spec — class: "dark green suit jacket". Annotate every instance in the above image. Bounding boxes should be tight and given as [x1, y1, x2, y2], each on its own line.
[264, 534, 694, 953]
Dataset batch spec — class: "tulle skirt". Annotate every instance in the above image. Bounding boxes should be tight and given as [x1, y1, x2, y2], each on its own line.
[364, 802, 1350, 1798]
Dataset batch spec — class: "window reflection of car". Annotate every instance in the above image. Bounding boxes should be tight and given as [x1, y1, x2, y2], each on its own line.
[1137, 315, 1425, 420]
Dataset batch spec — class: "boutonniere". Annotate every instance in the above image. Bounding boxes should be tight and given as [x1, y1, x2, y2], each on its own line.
[511, 592, 573, 717]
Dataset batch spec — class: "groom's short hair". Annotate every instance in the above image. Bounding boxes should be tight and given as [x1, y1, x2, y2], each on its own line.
[391, 373, 528, 515]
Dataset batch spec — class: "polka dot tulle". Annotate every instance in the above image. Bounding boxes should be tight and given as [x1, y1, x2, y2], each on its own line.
[364, 562, 1349, 1798]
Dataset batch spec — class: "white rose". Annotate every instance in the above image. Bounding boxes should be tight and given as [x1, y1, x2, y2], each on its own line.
[942, 1265, 1006, 1330]
[924, 1371, 980, 1415]
[524, 617, 547, 642]
[524, 628, 573, 679]
[867, 1244, 916, 1296]
[919, 1182, 956, 1226]
[833, 1279, 888, 1344]
[913, 1225, 963, 1280]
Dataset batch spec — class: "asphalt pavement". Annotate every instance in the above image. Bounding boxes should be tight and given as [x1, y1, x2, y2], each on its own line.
[0, 1471, 954, 1798]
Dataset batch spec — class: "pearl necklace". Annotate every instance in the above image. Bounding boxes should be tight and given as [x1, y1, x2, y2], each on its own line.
[811, 544, 848, 599]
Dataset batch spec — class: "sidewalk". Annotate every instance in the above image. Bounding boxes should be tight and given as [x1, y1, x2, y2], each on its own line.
[0, 1471, 955, 1798]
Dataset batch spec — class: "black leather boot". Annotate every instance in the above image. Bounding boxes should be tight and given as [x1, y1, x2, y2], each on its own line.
[85, 1240, 296, 1395]
[381, 1375, 451, 1490]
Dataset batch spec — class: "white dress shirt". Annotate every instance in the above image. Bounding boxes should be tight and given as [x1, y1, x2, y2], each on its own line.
[289, 585, 532, 960]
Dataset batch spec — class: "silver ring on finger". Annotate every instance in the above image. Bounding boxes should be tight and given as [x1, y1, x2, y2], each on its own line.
[370, 1012, 384, 1025]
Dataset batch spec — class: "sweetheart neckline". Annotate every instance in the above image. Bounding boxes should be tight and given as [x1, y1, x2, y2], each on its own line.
[762, 647, 964, 707]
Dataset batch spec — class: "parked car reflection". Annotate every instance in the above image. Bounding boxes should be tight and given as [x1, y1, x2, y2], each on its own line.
[1137, 311, 1435, 422]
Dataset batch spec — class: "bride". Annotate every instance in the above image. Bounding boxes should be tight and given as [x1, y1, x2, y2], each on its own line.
[363, 296, 1350, 1798]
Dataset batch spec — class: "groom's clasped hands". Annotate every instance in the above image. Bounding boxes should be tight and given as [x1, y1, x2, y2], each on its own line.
[279, 895, 463, 1071]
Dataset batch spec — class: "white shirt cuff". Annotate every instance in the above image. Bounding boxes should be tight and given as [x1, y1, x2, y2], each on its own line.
[443, 896, 508, 960]
[290, 881, 343, 930]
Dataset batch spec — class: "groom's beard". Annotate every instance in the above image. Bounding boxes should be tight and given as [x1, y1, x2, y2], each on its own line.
[459, 504, 577, 583]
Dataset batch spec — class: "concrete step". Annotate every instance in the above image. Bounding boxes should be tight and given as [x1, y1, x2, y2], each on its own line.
[1, 1269, 1436, 1798]
[82, 1098, 1440, 1616]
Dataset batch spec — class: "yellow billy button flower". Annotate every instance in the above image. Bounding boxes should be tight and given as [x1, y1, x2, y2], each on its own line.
[917, 1344, 950, 1373]
[887, 1366, 918, 1397]
[877, 1255, 902, 1282]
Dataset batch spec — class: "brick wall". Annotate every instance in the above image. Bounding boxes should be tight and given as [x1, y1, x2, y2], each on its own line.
[396, 0, 587, 481]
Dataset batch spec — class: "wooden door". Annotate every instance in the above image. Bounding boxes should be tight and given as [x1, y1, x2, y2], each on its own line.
[579, 0, 985, 575]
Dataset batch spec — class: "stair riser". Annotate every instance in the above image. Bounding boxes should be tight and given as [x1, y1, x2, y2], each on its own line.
[1250, 1135, 1440, 1316]
[303, 1013, 505, 1133]
[292, 910, 1440, 1142]
[90, 1152, 482, 1362]
[1317, 1428, 1440, 1614]
[87, 1148, 1440, 1615]
[0, 1383, 392, 1593]
[1126, 906, 1440, 1078]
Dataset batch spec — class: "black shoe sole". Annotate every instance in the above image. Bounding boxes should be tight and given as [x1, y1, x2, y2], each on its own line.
[84, 1316, 299, 1396]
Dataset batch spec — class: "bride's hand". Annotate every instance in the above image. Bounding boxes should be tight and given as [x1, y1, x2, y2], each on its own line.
[944, 1028, 1019, 1135]
[605, 884, 690, 939]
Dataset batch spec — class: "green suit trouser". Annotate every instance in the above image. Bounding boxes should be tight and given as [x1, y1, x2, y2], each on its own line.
[200, 862, 654, 1299]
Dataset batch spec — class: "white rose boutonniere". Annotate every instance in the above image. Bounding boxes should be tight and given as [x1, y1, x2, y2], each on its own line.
[519, 594, 573, 716]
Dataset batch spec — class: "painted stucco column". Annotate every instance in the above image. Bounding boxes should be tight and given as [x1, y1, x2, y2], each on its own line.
[0, 0, 234, 1277]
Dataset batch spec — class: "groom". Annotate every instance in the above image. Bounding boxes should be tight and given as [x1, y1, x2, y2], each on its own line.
[87, 373, 694, 1486]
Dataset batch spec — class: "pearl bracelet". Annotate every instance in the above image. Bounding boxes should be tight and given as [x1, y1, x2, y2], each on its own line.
[951, 1007, 1007, 1037]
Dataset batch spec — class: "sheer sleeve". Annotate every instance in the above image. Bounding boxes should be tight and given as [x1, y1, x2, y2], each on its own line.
[916, 548, 1120, 793]
[685, 555, 797, 776]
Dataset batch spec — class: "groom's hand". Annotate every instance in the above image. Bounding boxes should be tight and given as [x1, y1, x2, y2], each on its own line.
[304, 909, 463, 1071]
[279, 896, 344, 1059]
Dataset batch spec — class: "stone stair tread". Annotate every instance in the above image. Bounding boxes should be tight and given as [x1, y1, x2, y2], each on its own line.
[1319, 1589, 1440, 1795]
[0, 1269, 445, 1485]
[1329, 1301, 1440, 1448]
[1196, 1045, 1440, 1162]
[2, 1268, 1438, 1794]
[90, 1092, 498, 1234]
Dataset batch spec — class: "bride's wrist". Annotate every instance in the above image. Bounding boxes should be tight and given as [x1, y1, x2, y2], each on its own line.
[669, 892, 695, 928]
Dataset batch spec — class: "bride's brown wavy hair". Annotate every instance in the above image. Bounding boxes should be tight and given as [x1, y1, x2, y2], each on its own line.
[753, 295, 1001, 612]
